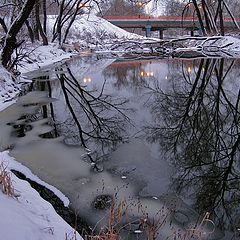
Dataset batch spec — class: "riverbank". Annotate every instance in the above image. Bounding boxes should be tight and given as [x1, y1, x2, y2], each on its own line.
[0, 151, 84, 240]
[0, 46, 85, 240]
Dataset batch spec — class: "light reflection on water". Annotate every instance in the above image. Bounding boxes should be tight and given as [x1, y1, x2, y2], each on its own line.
[1, 55, 240, 239]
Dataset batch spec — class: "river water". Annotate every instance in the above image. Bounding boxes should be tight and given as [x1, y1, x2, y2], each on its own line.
[0, 55, 239, 239]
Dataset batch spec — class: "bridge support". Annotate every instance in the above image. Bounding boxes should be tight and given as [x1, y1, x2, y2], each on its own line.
[145, 24, 151, 37]
[159, 29, 164, 39]
[198, 28, 203, 36]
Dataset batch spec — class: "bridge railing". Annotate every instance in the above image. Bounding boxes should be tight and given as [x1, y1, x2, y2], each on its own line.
[103, 15, 240, 23]
[103, 16, 195, 21]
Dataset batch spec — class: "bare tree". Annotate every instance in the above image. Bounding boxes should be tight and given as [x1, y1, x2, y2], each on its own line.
[152, 0, 239, 35]
[164, 0, 188, 17]
[101, 0, 147, 16]
[34, 0, 48, 45]
[1, 0, 37, 69]
[145, 58, 240, 229]
[40, 63, 130, 169]
[51, 0, 94, 44]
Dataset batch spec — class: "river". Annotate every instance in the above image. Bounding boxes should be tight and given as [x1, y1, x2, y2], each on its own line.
[0, 54, 239, 239]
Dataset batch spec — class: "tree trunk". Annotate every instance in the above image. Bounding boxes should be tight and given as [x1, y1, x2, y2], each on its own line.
[0, 18, 8, 34]
[202, 0, 211, 34]
[35, 0, 48, 45]
[33, 4, 40, 40]
[223, 1, 240, 30]
[57, 0, 65, 45]
[25, 19, 35, 43]
[63, 1, 81, 43]
[42, 0, 47, 33]
[218, 0, 225, 35]
[192, 0, 207, 35]
[1, 0, 37, 69]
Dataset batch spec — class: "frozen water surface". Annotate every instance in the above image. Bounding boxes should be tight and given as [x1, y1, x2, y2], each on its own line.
[1, 55, 239, 239]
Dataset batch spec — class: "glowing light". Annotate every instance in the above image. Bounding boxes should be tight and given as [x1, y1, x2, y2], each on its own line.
[83, 77, 92, 83]
[187, 67, 192, 73]
[165, 76, 168, 80]
[79, 2, 89, 8]
[140, 70, 155, 78]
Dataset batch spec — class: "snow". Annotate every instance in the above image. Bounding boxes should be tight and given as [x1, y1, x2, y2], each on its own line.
[18, 43, 74, 75]
[172, 35, 240, 58]
[0, 151, 83, 240]
[0, 33, 80, 240]
[17, 13, 144, 76]
[47, 13, 143, 45]
[200, 36, 240, 57]
[0, 67, 20, 105]
[1, 150, 70, 207]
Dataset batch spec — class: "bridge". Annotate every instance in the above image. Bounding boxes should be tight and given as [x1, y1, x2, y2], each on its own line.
[104, 16, 240, 39]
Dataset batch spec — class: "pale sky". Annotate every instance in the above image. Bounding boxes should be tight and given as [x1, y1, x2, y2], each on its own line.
[145, 0, 165, 16]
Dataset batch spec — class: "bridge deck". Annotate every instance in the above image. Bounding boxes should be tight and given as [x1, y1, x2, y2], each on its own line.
[104, 16, 240, 30]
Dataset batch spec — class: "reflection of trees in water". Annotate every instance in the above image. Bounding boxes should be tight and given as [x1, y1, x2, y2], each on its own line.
[103, 61, 148, 90]
[23, 79, 59, 139]
[54, 65, 130, 169]
[31, 64, 131, 169]
[145, 58, 240, 230]
[58, 66, 129, 142]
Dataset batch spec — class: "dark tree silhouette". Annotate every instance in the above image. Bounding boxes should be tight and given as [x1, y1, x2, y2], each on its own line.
[44, 64, 131, 169]
[35, 0, 48, 45]
[145, 58, 240, 230]
[1, 0, 37, 69]
[51, 0, 93, 44]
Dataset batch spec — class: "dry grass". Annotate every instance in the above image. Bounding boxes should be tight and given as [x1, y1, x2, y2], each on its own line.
[85, 197, 217, 240]
[65, 231, 78, 240]
[138, 211, 169, 240]
[0, 162, 15, 197]
[85, 198, 129, 240]
[85, 198, 170, 240]
[165, 212, 216, 240]
[183, 212, 215, 239]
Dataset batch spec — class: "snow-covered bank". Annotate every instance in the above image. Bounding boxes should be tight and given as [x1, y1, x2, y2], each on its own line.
[47, 13, 144, 47]
[17, 43, 75, 76]
[17, 13, 145, 77]
[172, 35, 240, 58]
[0, 151, 83, 240]
[0, 67, 21, 105]
[0, 65, 83, 240]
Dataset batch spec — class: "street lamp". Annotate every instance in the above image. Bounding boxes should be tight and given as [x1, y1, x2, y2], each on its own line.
[131, 0, 152, 7]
